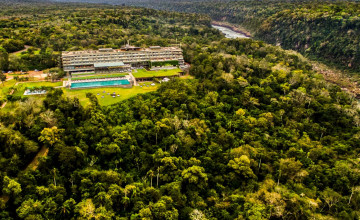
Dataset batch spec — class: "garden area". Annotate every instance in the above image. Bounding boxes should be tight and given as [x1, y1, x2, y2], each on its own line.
[0, 80, 17, 100]
[71, 73, 127, 81]
[0, 80, 159, 110]
[11, 81, 63, 97]
[0, 66, 187, 109]
[0, 81, 62, 111]
[132, 68, 182, 78]
[64, 82, 158, 106]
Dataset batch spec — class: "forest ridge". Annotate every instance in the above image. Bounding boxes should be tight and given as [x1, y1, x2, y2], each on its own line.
[0, 1, 359, 220]
[113, 0, 360, 74]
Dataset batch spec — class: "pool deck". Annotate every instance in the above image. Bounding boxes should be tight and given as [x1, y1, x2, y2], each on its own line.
[72, 76, 128, 83]
[128, 72, 138, 86]
[70, 83, 132, 90]
[64, 75, 134, 89]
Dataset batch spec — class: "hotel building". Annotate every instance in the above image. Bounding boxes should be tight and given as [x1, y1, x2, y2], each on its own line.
[61, 45, 184, 75]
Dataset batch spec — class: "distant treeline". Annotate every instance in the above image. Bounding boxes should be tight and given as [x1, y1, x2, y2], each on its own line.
[0, 2, 221, 71]
[124, 0, 360, 73]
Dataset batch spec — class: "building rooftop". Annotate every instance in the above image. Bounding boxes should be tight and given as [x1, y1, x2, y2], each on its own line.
[62, 46, 182, 56]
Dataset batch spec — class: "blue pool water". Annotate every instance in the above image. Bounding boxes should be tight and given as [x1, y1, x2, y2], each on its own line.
[71, 79, 130, 89]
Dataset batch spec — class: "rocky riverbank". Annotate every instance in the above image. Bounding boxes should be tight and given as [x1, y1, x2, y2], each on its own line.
[211, 21, 252, 38]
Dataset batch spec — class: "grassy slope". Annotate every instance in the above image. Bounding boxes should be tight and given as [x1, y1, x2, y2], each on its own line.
[132, 68, 181, 78]
[64, 82, 158, 106]
[12, 81, 63, 97]
[72, 73, 127, 81]
[0, 80, 18, 100]
[2, 81, 158, 109]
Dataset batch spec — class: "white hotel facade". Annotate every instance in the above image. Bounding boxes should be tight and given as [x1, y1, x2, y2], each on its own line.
[61, 45, 185, 75]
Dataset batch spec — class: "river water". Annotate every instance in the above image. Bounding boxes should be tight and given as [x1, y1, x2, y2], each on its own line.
[212, 24, 249, 39]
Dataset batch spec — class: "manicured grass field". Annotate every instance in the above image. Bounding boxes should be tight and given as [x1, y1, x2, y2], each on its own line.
[132, 68, 182, 78]
[71, 72, 95, 76]
[64, 82, 158, 106]
[1, 80, 158, 109]
[72, 73, 127, 81]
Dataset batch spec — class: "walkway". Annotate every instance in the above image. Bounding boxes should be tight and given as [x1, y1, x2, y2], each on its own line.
[128, 72, 138, 86]
[10, 45, 30, 55]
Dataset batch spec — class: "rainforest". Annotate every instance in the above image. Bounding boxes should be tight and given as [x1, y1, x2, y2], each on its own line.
[125, 0, 360, 74]
[0, 0, 359, 219]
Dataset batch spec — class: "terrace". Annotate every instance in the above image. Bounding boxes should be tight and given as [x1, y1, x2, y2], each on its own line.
[132, 68, 182, 79]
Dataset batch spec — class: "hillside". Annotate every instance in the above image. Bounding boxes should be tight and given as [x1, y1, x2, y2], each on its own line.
[0, 1, 360, 220]
[113, 0, 360, 74]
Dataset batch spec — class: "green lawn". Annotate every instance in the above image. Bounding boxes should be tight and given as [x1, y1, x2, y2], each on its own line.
[12, 81, 63, 97]
[72, 73, 127, 81]
[71, 72, 95, 76]
[132, 68, 182, 78]
[1, 80, 158, 109]
[15, 49, 41, 57]
[0, 80, 18, 100]
[64, 82, 158, 106]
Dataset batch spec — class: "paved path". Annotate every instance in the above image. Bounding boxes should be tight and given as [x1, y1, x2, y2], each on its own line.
[128, 72, 138, 86]
[10, 45, 30, 55]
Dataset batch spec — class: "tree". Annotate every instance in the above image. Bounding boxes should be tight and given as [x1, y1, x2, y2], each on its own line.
[16, 199, 43, 219]
[278, 158, 308, 185]
[38, 126, 64, 147]
[0, 47, 9, 71]
[181, 165, 208, 189]
[228, 155, 256, 179]
[0, 72, 6, 87]
[52, 168, 57, 186]
[320, 188, 341, 211]
[2, 176, 22, 196]
[40, 110, 57, 127]
[61, 199, 76, 218]
[45, 67, 60, 82]
[75, 199, 96, 219]
[139, 196, 179, 220]
[189, 209, 207, 220]
[147, 170, 154, 187]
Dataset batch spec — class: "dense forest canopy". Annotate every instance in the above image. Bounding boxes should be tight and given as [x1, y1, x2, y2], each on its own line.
[0, 1, 360, 220]
[108, 0, 360, 74]
[0, 2, 220, 71]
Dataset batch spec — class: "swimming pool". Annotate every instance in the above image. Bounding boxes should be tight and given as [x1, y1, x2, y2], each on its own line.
[71, 79, 131, 89]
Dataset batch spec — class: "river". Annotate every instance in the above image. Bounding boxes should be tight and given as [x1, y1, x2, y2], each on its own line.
[211, 24, 250, 39]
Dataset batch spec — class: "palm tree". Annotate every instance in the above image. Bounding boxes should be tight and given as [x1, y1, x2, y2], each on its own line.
[52, 168, 57, 186]
[147, 170, 154, 187]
